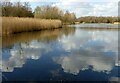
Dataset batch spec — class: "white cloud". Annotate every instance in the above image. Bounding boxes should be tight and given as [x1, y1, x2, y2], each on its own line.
[9, 0, 119, 2]
[51, 2, 118, 17]
[1, 0, 119, 17]
[6, 0, 60, 2]
[92, 3, 118, 16]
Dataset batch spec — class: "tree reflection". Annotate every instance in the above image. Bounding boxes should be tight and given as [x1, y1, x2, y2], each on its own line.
[2, 26, 75, 48]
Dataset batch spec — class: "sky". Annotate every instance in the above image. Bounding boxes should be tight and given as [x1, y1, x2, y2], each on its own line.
[3, 0, 120, 17]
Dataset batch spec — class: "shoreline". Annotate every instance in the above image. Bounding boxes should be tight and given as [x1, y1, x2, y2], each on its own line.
[1, 17, 119, 36]
[74, 22, 120, 25]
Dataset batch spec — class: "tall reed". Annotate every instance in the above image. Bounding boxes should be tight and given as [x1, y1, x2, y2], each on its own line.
[1, 17, 62, 35]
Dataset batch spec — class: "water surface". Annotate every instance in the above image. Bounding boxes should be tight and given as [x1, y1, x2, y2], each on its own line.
[1, 24, 119, 82]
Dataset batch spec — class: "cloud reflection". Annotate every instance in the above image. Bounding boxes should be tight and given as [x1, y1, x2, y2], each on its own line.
[2, 40, 51, 72]
[1, 26, 118, 76]
[59, 29, 118, 52]
[53, 50, 116, 75]
[109, 77, 119, 82]
[1, 26, 75, 72]
[53, 29, 118, 75]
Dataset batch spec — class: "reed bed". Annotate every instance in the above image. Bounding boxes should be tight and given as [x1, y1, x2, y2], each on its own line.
[1, 17, 62, 35]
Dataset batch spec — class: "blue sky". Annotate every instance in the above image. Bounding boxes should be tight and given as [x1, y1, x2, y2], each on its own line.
[8, 0, 119, 17]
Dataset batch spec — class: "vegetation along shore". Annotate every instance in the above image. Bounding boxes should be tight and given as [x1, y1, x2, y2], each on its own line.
[1, 17, 62, 35]
[1, 2, 120, 36]
[1, 2, 76, 35]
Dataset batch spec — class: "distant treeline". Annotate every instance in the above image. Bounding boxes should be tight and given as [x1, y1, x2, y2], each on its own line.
[1, 2, 33, 17]
[34, 6, 76, 24]
[77, 16, 120, 23]
[1, 2, 120, 24]
[1, 2, 76, 24]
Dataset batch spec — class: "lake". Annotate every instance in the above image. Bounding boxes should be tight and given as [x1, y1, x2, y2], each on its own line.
[1, 24, 120, 82]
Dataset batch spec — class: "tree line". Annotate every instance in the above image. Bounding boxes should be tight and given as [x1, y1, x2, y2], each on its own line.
[1, 2, 33, 17]
[77, 16, 120, 23]
[34, 6, 76, 24]
[1, 1, 120, 24]
[1, 1, 76, 23]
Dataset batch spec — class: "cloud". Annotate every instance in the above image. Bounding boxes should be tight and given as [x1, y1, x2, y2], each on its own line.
[92, 3, 118, 16]
[51, 1, 118, 17]
[52, 2, 119, 17]
[7, 0, 60, 2]
[1, 0, 119, 17]
[9, 0, 119, 2]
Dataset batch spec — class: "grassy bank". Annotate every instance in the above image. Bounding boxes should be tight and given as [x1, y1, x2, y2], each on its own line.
[1, 17, 62, 35]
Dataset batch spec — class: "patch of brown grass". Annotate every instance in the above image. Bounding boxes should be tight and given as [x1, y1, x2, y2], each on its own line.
[1, 17, 62, 35]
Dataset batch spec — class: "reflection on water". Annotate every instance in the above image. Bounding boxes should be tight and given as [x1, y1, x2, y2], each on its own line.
[53, 28, 118, 75]
[2, 27, 75, 48]
[2, 24, 119, 81]
[2, 27, 75, 72]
